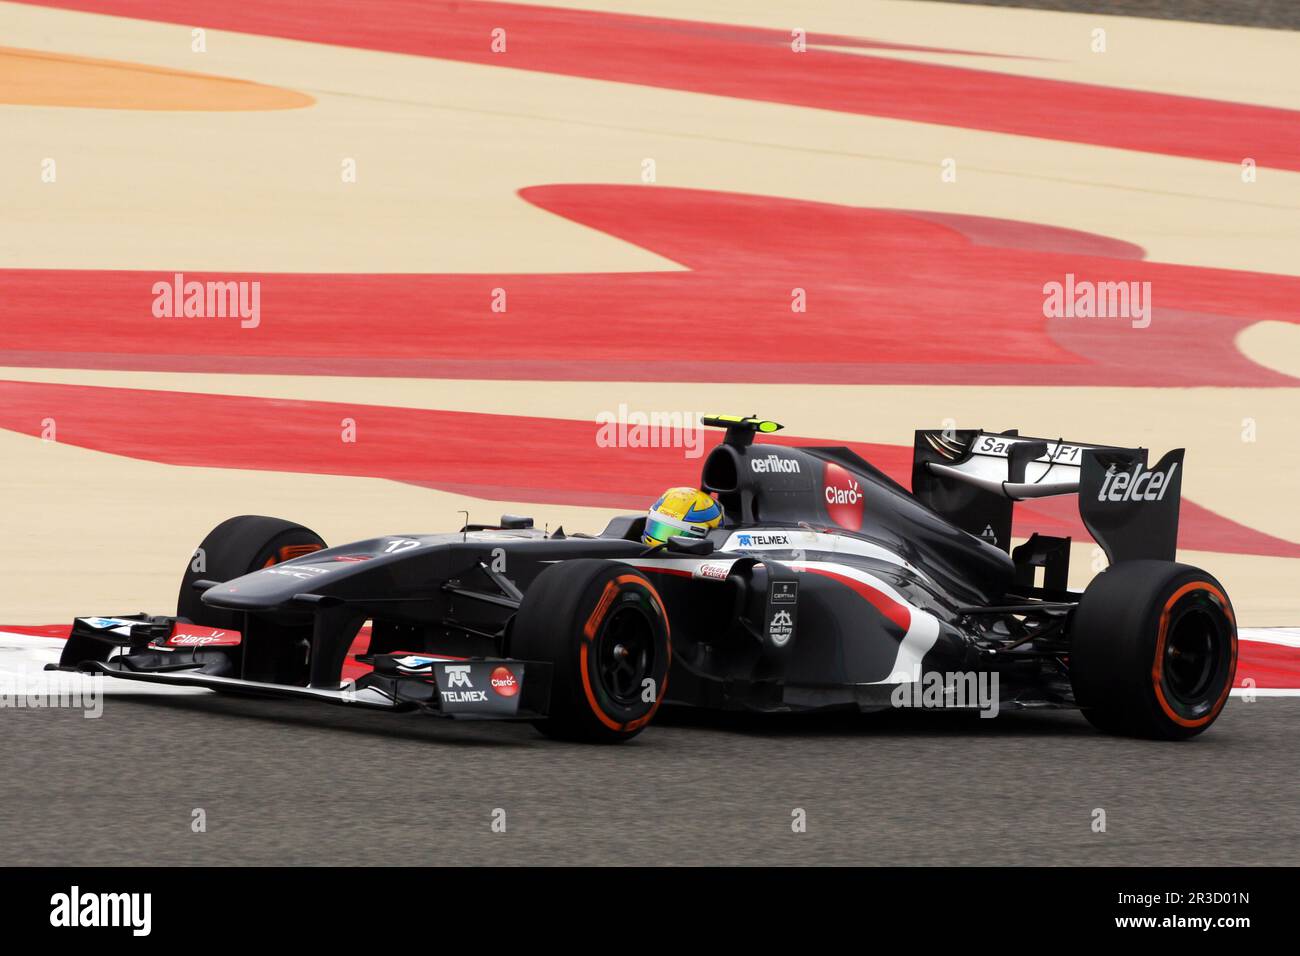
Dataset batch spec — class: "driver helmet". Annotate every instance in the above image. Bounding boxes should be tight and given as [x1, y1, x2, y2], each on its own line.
[643, 487, 724, 546]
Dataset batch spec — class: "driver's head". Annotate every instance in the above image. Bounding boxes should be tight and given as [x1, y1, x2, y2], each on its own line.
[642, 487, 724, 546]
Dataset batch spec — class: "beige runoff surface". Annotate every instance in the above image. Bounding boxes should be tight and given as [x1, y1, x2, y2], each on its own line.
[2, 368, 1297, 624]
[511, 0, 1300, 108]
[1, 1, 1297, 622]
[0, 426, 619, 624]
[1, 422, 1295, 626]
[1, 366, 1297, 544]
[2, 1, 1300, 276]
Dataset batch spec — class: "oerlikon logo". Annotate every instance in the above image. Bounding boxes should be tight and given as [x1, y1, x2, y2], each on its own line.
[823, 462, 863, 531]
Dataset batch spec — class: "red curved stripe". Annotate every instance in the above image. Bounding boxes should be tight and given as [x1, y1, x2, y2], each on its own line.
[799, 567, 911, 632]
[2, 378, 1293, 558]
[28, 0, 1300, 170]
[2, 187, 1298, 386]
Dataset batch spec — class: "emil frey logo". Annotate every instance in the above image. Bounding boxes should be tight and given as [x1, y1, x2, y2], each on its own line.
[1098, 462, 1178, 502]
[823, 462, 864, 531]
[769, 610, 794, 646]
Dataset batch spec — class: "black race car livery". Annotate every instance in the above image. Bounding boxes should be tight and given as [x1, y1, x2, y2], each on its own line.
[52, 415, 1238, 742]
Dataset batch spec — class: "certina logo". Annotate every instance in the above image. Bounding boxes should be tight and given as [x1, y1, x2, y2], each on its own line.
[750, 454, 800, 474]
[1098, 461, 1178, 502]
[490, 666, 519, 697]
[737, 533, 790, 547]
[50, 886, 151, 936]
[823, 462, 864, 531]
[442, 664, 487, 703]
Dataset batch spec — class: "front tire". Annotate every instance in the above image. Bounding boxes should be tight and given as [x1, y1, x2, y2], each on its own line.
[1070, 561, 1237, 740]
[511, 560, 671, 743]
[177, 515, 326, 631]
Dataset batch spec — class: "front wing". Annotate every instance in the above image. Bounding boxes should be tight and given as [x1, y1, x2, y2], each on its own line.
[49, 615, 553, 720]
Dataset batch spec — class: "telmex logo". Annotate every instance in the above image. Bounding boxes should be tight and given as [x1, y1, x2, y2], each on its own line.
[738, 534, 790, 547]
[446, 664, 473, 688]
[1098, 462, 1178, 502]
[750, 454, 800, 474]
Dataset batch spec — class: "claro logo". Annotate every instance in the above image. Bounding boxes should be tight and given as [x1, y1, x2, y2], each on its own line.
[823, 462, 864, 531]
[1098, 462, 1178, 502]
[490, 666, 519, 697]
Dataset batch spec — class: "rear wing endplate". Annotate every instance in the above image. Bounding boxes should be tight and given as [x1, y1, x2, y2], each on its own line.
[912, 429, 1184, 564]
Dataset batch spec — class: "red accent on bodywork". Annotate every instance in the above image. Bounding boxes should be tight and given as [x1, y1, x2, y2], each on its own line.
[800, 567, 911, 632]
[823, 461, 865, 532]
[167, 622, 242, 647]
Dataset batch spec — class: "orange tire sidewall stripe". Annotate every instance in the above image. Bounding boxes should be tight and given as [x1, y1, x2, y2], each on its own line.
[1151, 581, 1237, 728]
[262, 543, 322, 568]
[579, 573, 671, 734]
[279, 543, 322, 562]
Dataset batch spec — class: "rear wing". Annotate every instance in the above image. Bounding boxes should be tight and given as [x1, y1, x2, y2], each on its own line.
[912, 429, 1184, 566]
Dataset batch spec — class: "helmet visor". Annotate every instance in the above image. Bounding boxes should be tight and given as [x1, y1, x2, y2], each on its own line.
[644, 510, 708, 545]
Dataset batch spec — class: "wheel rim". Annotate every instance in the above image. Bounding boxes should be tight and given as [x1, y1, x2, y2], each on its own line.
[1165, 609, 1216, 701]
[594, 603, 655, 706]
[1160, 598, 1232, 718]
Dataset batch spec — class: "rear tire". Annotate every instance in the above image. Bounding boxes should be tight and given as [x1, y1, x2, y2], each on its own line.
[511, 560, 671, 743]
[1070, 560, 1237, 740]
[177, 515, 326, 631]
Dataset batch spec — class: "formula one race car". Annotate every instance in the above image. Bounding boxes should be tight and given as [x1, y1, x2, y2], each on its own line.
[51, 415, 1238, 742]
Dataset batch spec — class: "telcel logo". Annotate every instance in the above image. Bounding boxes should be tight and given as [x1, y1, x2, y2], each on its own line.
[1098, 462, 1178, 502]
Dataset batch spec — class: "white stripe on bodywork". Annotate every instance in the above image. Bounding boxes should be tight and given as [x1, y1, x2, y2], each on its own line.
[722, 528, 931, 581]
[622, 555, 941, 684]
[790, 560, 941, 685]
[618, 557, 745, 580]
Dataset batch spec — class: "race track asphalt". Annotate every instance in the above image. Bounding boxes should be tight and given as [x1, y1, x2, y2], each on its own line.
[1, 693, 1294, 866]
